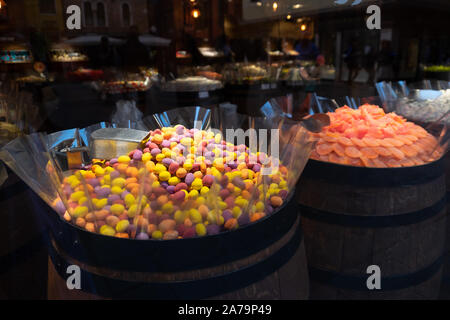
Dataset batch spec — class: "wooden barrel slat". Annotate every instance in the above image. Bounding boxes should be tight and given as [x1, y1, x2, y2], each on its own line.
[298, 158, 446, 300]
[46, 196, 309, 300]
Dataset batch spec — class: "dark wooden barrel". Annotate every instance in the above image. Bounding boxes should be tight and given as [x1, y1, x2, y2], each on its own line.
[0, 163, 48, 299]
[440, 152, 450, 299]
[297, 158, 446, 299]
[45, 195, 309, 300]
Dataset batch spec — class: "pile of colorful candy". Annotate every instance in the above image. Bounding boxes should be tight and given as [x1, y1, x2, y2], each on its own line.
[52, 125, 290, 240]
[310, 104, 443, 167]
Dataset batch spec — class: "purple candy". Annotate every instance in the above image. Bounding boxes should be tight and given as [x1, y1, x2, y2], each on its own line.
[228, 162, 237, 169]
[151, 148, 161, 156]
[161, 181, 169, 189]
[278, 189, 288, 200]
[176, 126, 185, 135]
[87, 178, 100, 187]
[96, 187, 110, 198]
[136, 233, 149, 240]
[103, 205, 111, 212]
[222, 210, 233, 222]
[162, 158, 173, 167]
[206, 224, 221, 235]
[109, 170, 120, 179]
[53, 200, 66, 215]
[108, 194, 120, 204]
[237, 212, 250, 226]
[161, 140, 171, 148]
[185, 173, 195, 186]
[133, 150, 143, 160]
[166, 186, 175, 194]
[121, 190, 130, 199]
[109, 158, 118, 165]
[253, 164, 261, 172]
[266, 205, 274, 215]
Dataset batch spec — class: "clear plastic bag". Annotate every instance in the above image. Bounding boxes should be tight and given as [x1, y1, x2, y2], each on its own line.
[0, 106, 316, 240]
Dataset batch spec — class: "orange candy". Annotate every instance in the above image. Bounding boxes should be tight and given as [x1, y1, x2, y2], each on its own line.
[311, 104, 442, 168]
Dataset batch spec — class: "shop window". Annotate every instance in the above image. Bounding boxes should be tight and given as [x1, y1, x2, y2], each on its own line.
[122, 3, 131, 27]
[39, 0, 56, 14]
[84, 2, 94, 27]
[97, 2, 106, 27]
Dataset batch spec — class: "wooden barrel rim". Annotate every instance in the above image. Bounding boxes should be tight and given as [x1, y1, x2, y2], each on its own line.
[48, 217, 303, 299]
[47, 193, 298, 272]
[302, 158, 445, 187]
[50, 216, 301, 283]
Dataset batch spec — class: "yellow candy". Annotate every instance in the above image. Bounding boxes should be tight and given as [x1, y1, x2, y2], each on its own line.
[151, 180, 160, 188]
[118, 155, 131, 164]
[235, 198, 248, 208]
[100, 225, 115, 236]
[95, 198, 108, 209]
[196, 223, 207, 236]
[218, 201, 227, 210]
[232, 206, 241, 218]
[70, 191, 85, 202]
[188, 190, 199, 199]
[116, 220, 130, 233]
[111, 186, 123, 195]
[191, 178, 203, 190]
[146, 161, 156, 172]
[105, 167, 115, 174]
[183, 161, 193, 171]
[154, 163, 166, 173]
[256, 201, 265, 212]
[112, 178, 126, 188]
[152, 230, 163, 239]
[111, 204, 125, 215]
[200, 186, 209, 195]
[168, 176, 180, 186]
[72, 206, 88, 218]
[127, 204, 138, 218]
[78, 197, 87, 206]
[162, 202, 174, 214]
[156, 153, 165, 162]
[142, 153, 151, 163]
[70, 180, 80, 189]
[196, 196, 206, 205]
[124, 193, 136, 207]
[174, 210, 187, 224]
[103, 174, 111, 184]
[214, 133, 222, 144]
[279, 180, 287, 188]
[180, 137, 193, 146]
[190, 208, 202, 224]
[159, 171, 171, 181]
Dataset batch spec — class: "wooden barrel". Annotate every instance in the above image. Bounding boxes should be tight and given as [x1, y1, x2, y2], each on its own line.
[0, 163, 48, 299]
[45, 195, 309, 299]
[297, 158, 446, 299]
[440, 152, 450, 299]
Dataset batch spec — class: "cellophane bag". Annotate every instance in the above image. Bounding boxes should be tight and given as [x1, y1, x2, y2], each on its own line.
[0, 106, 316, 241]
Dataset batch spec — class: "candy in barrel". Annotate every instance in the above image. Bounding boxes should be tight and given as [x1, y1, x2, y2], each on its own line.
[298, 103, 447, 299]
[1, 107, 316, 299]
